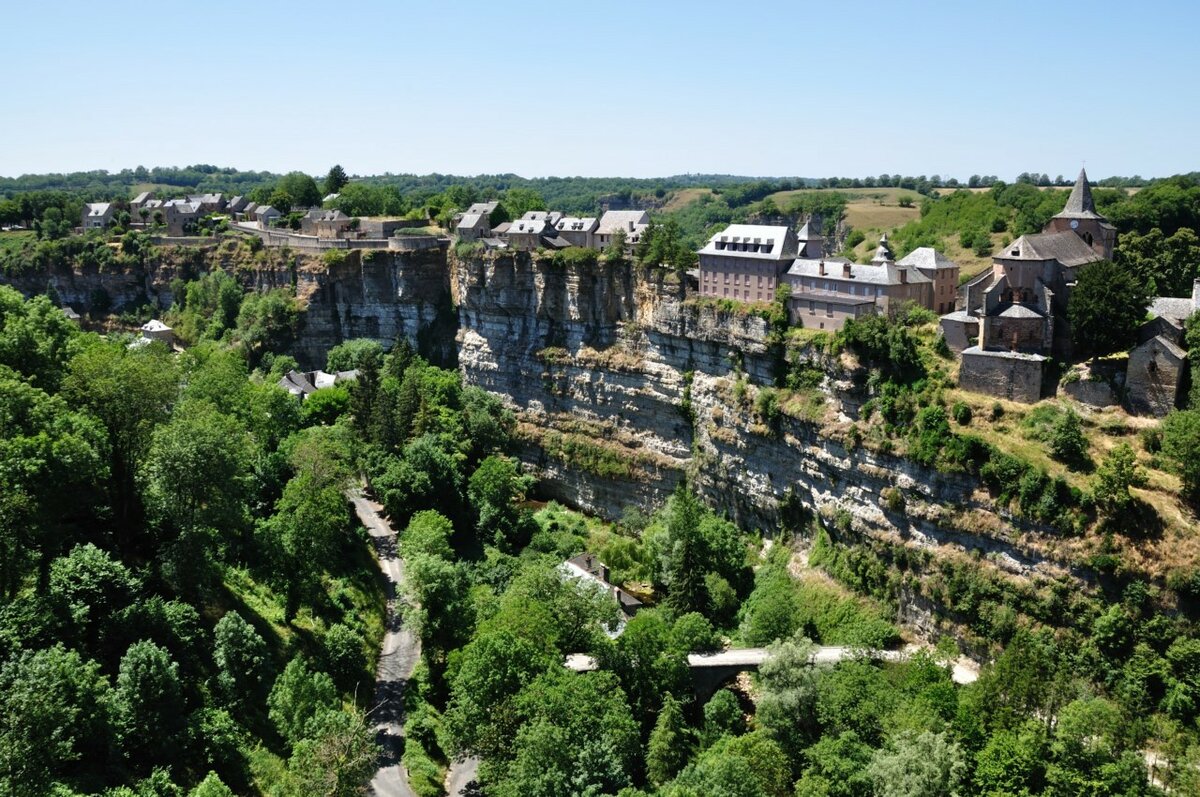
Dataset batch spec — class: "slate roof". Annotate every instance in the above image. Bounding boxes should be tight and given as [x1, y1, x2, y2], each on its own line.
[699, 224, 795, 260]
[465, 201, 498, 216]
[997, 303, 1045, 319]
[554, 216, 598, 233]
[995, 232, 1103, 267]
[787, 258, 931, 285]
[563, 553, 643, 616]
[1055, 168, 1102, 219]
[85, 202, 112, 217]
[1150, 296, 1198, 324]
[508, 218, 550, 235]
[140, 320, 172, 333]
[131, 192, 152, 204]
[897, 247, 958, 272]
[596, 210, 650, 235]
[278, 370, 317, 397]
[1138, 333, 1187, 361]
[456, 212, 489, 230]
[520, 211, 562, 225]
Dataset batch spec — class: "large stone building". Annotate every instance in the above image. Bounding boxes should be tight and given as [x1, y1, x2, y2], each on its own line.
[697, 223, 956, 332]
[783, 234, 937, 332]
[697, 224, 798, 303]
[953, 169, 1111, 402]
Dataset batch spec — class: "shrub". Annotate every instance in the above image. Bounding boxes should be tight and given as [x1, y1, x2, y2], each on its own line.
[1048, 409, 1089, 469]
[990, 402, 1004, 421]
[951, 401, 972, 426]
[882, 487, 905, 514]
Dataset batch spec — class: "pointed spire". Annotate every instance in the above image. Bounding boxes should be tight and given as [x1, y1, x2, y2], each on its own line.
[1061, 168, 1096, 215]
[871, 234, 893, 265]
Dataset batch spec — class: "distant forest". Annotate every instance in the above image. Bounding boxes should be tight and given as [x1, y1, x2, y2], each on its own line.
[0, 164, 1167, 210]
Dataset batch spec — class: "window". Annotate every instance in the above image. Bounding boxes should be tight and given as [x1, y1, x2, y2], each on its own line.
[826, 303, 833, 317]
[808, 300, 815, 315]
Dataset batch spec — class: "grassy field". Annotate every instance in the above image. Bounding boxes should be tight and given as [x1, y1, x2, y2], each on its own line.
[661, 187, 714, 212]
[0, 229, 35, 253]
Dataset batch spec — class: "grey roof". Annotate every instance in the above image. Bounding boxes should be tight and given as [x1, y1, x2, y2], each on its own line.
[897, 247, 958, 272]
[323, 193, 340, 203]
[1137, 333, 1187, 361]
[465, 201, 498, 215]
[995, 232, 1102, 267]
[278, 370, 317, 396]
[1149, 296, 1198, 324]
[508, 218, 549, 235]
[940, 310, 977, 323]
[997, 303, 1044, 319]
[791, 289, 877, 306]
[554, 216, 598, 233]
[596, 210, 650, 235]
[541, 235, 574, 249]
[85, 202, 112, 217]
[520, 211, 562, 224]
[787, 258, 931, 285]
[699, 224, 795, 260]
[131, 191, 152, 204]
[256, 205, 279, 217]
[1055, 168, 1102, 219]
[796, 220, 819, 239]
[457, 212, 489, 230]
[492, 221, 511, 235]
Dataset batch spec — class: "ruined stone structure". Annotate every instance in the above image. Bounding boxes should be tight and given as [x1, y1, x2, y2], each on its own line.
[1126, 281, 1200, 415]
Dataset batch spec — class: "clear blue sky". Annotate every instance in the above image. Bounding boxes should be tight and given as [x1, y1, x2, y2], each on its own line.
[3, 0, 1196, 180]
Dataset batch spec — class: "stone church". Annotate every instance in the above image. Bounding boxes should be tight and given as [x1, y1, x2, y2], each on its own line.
[947, 169, 1113, 402]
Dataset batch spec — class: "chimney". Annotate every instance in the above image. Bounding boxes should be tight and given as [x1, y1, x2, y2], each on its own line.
[899, 268, 908, 284]
[628, 221, 634, 232]
[842, 263, 851, 278]
[819, 261, 826, 276]
[1193, 277, 1200, 310]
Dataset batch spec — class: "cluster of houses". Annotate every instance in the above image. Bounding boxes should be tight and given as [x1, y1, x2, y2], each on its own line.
[82, 190, 418, 241]
[455, 201, 652, 252]
[695, 169, 1196, 415]
[82, 192, 277, 236]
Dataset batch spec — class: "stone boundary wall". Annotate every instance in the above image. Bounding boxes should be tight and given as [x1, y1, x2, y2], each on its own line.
[231, 224, 391, 251]
[959, 347, 1045, 402]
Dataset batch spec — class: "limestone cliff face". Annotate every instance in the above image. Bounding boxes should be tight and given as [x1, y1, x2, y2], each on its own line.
[451, 250, 1082, 600]
[288, 248, 456, 368]
[1, 243, 454, 369]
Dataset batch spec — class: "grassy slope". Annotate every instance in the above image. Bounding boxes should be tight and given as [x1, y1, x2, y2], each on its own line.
[661, 187, 714, 212]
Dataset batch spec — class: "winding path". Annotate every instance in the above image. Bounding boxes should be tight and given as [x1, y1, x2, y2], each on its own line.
[352, 491, 420, 797]
[352, 490, 482, 797]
